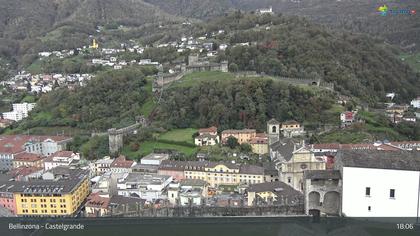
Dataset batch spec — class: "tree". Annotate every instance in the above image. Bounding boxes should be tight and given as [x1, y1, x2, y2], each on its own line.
[239, 143, 252, 153]
[226, 136, 239, 149]
[229, 63, 239, 72]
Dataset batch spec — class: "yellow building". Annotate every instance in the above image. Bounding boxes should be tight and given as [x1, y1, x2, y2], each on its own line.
[13, 168, 90, 217]
[12, 152, 44, 169]
[249, 134, 269, 155]
[183, 162, 265, 187]
[221, 129, 256, 144]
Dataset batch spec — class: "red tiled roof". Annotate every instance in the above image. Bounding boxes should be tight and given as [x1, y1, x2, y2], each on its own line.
[85, 193, 110, 209]
[199, 126, 217, 134]
[13, 152, 42, 162]
[51, 150, 74, 158]
[111, 156, 134, 168]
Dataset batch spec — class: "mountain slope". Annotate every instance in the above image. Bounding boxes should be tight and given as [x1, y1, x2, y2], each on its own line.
[145, 0, 420, 51]
[0, 0, 180, 40]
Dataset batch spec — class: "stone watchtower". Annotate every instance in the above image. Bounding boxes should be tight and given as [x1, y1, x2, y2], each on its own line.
[267, 118, 280, 145]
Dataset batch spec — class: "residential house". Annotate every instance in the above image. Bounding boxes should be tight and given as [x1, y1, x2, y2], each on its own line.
[221, 129, 256, 144]
[249, 134, 269, 155]
[0, 119, 13, 128]
[110, 156, 136, 174]
[195, 126, 219, 146]
[281, 121, 305, 138]
[44, 151, 80, 170]
[85, 192, 145, 217]
[340, 111, 355, 127]
[410, 96, 420, 108]
[92, 156, 114, 176]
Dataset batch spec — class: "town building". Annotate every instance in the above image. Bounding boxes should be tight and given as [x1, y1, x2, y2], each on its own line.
[247, 181, 302, 207]
[257, 7, 274, 15]
[159, 161, 265, 188]
[221, 129, 256, 144]
[279, 146, 326, 191]
[335, 150, 420, 217]
[10, 167, 90, 217]
[168, 179, 209, 206]
[91, 172, 122, 197]
[410, 96, 420, 108]
[7, 166, 43, 181]
[92, 156, 114, 176]
[0, 175, 17, 215]
[44, 151, 80, 170]
[194, 126, 219, 146]
[303, 170, 341, 216]
[2, 103, 36, 122]
[116, 172, 172, 201]
[140, 153, 169, 166]
[281, 120, 305, 138]
[0, 119, 13, 128]
[340, 111, 355, 127]
[110, 156, 136, 174]
[85, 192, 145, 217]
[0, 135, 72, 171]
[12, 152, 43, 169]
[249, 134, 269, 155]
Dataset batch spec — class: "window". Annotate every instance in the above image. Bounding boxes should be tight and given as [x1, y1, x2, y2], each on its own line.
[390, 189, 395, 198]
[287, 177, 291, 183]
[368, 206, 371, 211]
[272, 126, 277, 133]
[365, 187, 370, 196]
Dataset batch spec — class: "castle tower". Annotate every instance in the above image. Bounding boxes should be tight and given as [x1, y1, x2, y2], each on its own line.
[267, 118, 280, 145]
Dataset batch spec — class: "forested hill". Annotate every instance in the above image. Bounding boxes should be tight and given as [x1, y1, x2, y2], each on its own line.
[145, 0, 420, 51]
[0, 0, 178, 40]
[201, 13, 420, 102]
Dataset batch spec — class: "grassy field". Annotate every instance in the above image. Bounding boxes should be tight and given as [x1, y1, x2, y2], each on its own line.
[172, 71, 236, 87]
[122, 140, 198, 159]
[157, 128, 197, 143]
[123, 128, 198, 159]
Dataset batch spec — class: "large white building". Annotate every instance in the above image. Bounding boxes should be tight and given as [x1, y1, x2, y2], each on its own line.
[335, 150, 420, 217]
[116, 172, 172, 201]
[2, 103, 36, 121]
[411, 97, 420, 108]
